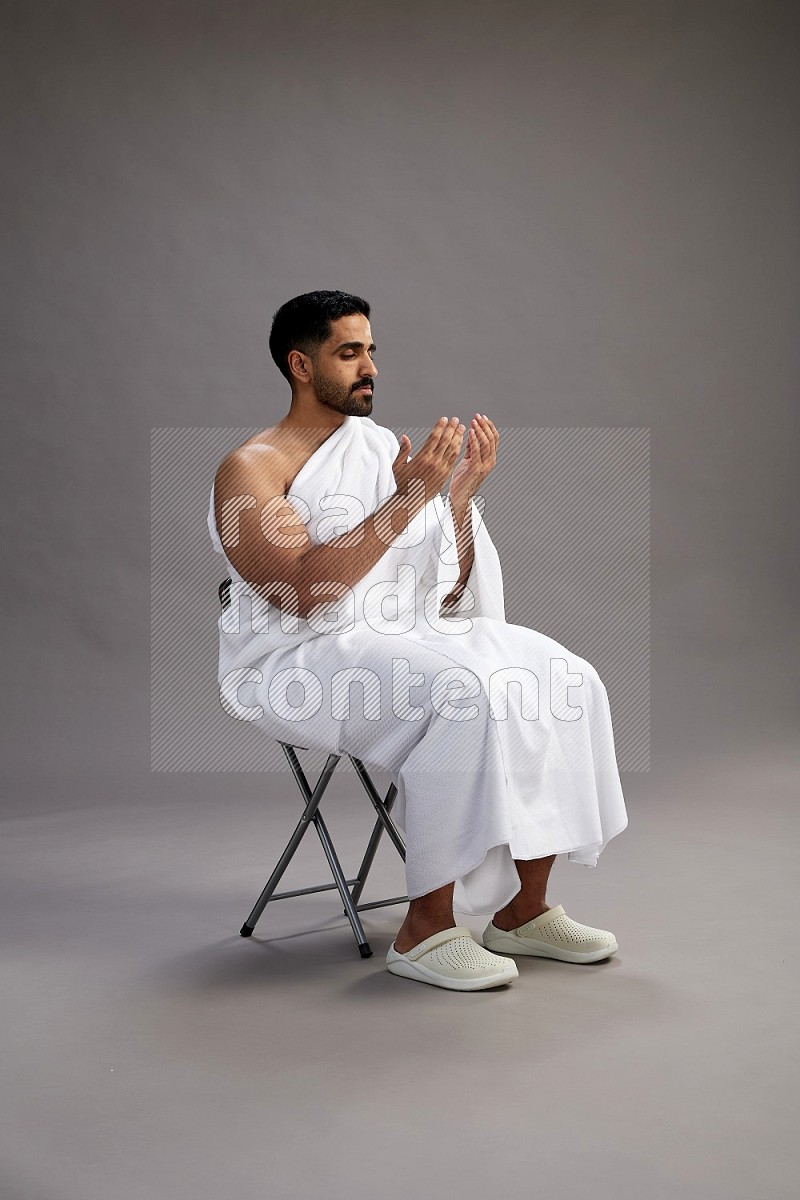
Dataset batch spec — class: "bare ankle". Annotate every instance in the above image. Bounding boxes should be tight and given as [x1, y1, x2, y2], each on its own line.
[394, 883, 457, 954]
[492, 899, 549, 931]
[394, 912, 456, 954]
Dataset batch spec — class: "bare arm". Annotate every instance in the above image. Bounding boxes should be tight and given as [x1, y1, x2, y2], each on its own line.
[215, 417, 465, 621]
[443, 488, 476, 608]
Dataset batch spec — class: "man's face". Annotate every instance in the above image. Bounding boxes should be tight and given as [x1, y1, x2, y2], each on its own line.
[307, 313, 378, 417]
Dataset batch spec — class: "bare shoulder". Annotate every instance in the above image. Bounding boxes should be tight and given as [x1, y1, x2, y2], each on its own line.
[215, 429, 290, 499]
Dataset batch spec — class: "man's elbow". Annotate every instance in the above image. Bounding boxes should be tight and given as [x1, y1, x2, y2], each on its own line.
[241, 556, 348, 623]
[244, 577, 310, 621]
[240, 551, 313, 620]
[251, 582, 341, 624]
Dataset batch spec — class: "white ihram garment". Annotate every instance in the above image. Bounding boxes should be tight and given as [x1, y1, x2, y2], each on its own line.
[207, 415, 628, 916]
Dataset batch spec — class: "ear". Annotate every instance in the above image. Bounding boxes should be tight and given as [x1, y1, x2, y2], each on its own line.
[287, 349, 312, 383]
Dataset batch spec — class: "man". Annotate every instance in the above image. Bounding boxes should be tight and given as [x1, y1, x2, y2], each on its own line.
[209, 290, 628, 991]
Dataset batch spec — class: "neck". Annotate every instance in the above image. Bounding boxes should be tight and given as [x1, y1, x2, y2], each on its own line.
[281, 396, 348, 436]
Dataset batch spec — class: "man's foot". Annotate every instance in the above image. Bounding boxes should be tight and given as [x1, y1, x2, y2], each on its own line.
[482, 904, 618, 963]
[386, 927, 519, 991]
[394, 915, 457, 955]
[491, 903, 551, 931]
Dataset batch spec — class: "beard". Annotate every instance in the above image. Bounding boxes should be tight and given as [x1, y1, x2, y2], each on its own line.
[311, 367, 373, 417]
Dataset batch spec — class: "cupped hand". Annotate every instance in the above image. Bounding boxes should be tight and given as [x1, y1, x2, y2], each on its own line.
[449, 413, 499, 496]
[393, 416, 466, 505]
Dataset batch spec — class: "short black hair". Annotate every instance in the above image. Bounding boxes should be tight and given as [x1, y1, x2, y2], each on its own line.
[268, 290, 371, 384]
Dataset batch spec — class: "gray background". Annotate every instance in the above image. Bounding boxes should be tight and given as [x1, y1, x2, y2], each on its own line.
[2, 0, 797, 800]
[2, 3, 798, 1199]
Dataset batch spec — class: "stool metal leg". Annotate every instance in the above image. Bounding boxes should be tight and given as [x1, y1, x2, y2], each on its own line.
[310, 810, 372, 958]
[239, 748, 340, 938]
[351, 758, 406, 859]
[348, 813, 393, 910]
[348, 766, 405, 908]
[239, 744, 408, 959]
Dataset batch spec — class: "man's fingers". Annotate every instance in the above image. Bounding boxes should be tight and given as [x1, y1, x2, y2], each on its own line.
[441, 418, 464, 449]
[412, 418, 465, 479]
[475, 415, 498, 461]
[424, 418, 461, 459]
[470, 422, 489, 461]
[444, 426, 465, 463]
[426, 416, 450, 448]
[474, 429, 494, 460]
[446, 433, 465, 467]
[481, 414, 499, 444]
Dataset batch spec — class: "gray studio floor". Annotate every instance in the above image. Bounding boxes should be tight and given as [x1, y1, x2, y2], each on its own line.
[3, 740, 798, 1200]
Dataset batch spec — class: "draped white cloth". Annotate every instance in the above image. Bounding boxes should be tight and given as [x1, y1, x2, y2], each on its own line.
[207, 415, 628, 916]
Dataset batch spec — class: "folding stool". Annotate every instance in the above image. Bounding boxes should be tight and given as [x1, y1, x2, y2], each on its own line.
[219, 577, 409, 958]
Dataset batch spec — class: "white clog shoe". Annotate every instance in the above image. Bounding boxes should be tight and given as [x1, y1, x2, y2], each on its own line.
[386, 926, 519, 991]
[482, 904, 618, 963]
